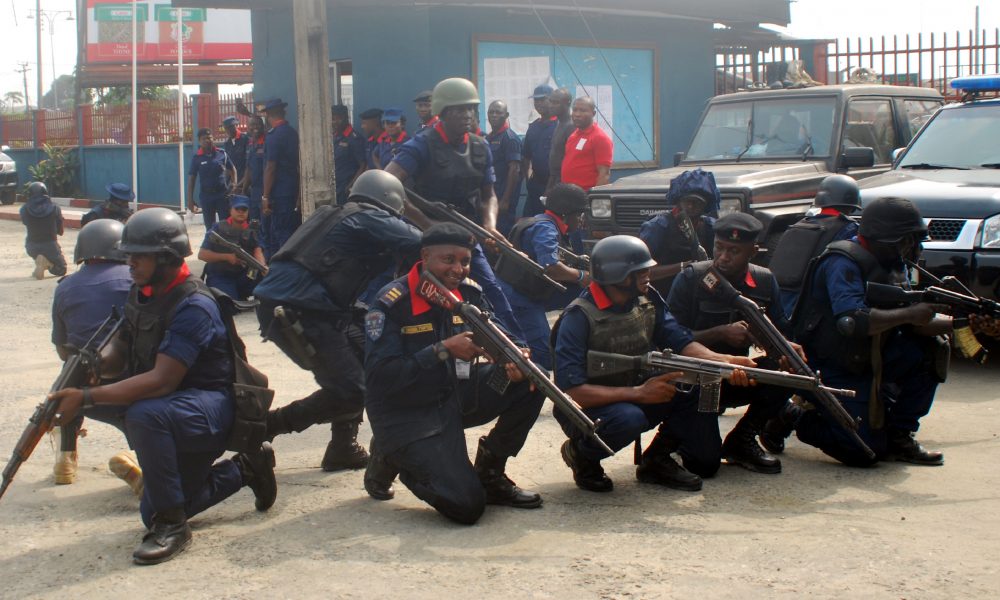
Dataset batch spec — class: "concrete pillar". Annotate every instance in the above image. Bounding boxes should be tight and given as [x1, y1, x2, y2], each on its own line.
[292, 0, 335, 216]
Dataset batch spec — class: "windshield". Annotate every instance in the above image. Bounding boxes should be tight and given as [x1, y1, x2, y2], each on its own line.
[898, 104, 1000, 169]
[686, 97, 837, 160]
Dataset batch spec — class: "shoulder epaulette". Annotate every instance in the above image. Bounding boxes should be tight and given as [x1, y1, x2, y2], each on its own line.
[460, 277, 482, 292]
[378, 281, 407, 307]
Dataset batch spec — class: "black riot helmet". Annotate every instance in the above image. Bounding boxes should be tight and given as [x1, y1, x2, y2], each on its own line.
[74, 219, 126, 264]
[348, 169, 406, 216]
[859, 197, 927, 243]
[118, 207, 192, 258]
[814, 174, 861, 211]
[28, 181, 48, 199]
[544, 183, 588, 216]
[591, 235, 657, 285]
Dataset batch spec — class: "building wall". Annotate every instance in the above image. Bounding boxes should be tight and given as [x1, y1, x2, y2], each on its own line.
[249, 3, 716, 170]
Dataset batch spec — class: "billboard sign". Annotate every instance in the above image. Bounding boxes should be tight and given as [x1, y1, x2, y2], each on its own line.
[84, 1, 252, 64]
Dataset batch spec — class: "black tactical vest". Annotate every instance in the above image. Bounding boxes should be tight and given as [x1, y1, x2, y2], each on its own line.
[271, 203, 395, 310]
[686, 261, 776, 355]
[554, 294, 657, 387]
[215, 219, 256, 251]
[771, 214, 855, 292]
[124, 275, 207, 376]
[793, 240, 890, 374]
[414, 130, 488, 221]
[500, 215, 569, 302]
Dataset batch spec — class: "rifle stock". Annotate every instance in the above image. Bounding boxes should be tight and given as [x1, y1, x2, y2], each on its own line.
[557, 247, 591, 271]
[695, 267, 875, 458]
[0, 309, 125, 501]
[404, 188, 566, 295]
[419, 271, 613, 455]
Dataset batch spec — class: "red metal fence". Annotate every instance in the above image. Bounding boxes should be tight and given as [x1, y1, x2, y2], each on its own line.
[715, 29, 1000, 100]
[1, 92, 253, 148]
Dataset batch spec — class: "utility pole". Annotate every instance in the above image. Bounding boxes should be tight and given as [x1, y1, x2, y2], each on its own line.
[16, 62, 31, 114]
[28, 8, 74, 109]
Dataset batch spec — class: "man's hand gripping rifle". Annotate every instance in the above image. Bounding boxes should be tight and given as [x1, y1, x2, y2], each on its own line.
[419, 271, 613, 456]
[209, 230, 269, 280]
[1, 309, 125, 501]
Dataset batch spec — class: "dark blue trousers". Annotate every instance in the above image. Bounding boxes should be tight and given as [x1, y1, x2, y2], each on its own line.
[795, 331, 939, 467]
[261, 201, 301, 259]
[470, 243, 524, 339]
[85, 389, 242, 528]
[199, 193, 229, 228]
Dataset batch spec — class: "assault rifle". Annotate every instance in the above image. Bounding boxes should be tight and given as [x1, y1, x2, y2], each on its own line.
[1, 309, 125, 501]
[674, 206, 709, 261]
[558, 247, 591, 271]
[867, 281, 1000, 364]
[209, 231, 269, 279]
[694, 266, 875, 458]
[404, 188, 566, 295]
[419, 271, 613, 456]
[587, 349, 857, 415]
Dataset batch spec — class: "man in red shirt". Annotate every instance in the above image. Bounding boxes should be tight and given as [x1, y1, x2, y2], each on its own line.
[560, 97, 613, 191]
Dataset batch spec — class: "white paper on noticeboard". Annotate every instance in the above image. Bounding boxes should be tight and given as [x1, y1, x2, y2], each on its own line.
[483, 56, 552, 134]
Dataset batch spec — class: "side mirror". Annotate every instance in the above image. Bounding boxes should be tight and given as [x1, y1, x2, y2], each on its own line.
[840, 146, 875, 169]
[673, 151, 685, 167]
[891, 147, 906, 164]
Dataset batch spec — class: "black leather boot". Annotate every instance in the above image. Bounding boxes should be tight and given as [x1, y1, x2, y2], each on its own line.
[265, 408, 291, 442]
[760, 400, 805, 455]
[133, 508, 192, 565]
[322, 421, 369, 472]
[233, 442, 277, 511]
[560, 439, 613, 492]
[887, 430, 944, 466]
[364, 438, 397, 501]
[636, 434, 702, 491]
[474, 437, 542, 509]
[722, 423, 782, 474]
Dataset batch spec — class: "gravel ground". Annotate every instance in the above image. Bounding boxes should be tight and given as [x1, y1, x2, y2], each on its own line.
[0, 217, 998, 599]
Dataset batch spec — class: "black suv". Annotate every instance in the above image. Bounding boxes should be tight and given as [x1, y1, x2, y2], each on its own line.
[587, 84, 943, 255]
[859, 75, 1000, 300]
[0, 146, 16, 205]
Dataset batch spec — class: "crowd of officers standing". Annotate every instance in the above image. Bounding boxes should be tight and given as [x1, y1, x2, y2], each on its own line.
[21, 76, 999, 566]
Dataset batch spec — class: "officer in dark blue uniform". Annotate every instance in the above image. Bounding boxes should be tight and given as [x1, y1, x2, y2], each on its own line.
[50, 218, 133, 486]
[198, 195, 264, 301]
[254, 170, 422, 472]
[331, 104, 367, 204]
[499, 183, 590, 369]
[413, 89, 438, 134]
[775, 198, 951, 467]
[49, 208, 276, 565]
[771, 174, 862, 317]
[552, 235, 756, 493]
[363, 223, 544, 524]
[222, 116, 249, 183]
[666, 213, 796, 475]
[20, 181, 67, 279]
[639, 168, 719, 297]
[359, 108, 385, 169]
[386, 77, 524, 339]
[81, 182, 134, 227]
[187, 127, 236, 228]
[261, 98, 302, 258]
[521, 84, 556, 218]
[486, 100, 523, 235]
[242, 115, 267, 245]
[374, 107, 410, 169]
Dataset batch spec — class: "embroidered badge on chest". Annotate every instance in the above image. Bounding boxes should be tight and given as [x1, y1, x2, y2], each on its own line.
[366, 310, 386, 340]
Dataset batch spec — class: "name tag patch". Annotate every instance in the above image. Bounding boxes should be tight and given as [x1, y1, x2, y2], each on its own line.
[401, 323, 434, 335]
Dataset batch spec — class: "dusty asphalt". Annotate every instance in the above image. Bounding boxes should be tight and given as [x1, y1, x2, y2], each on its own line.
[0, 217, 998, 599]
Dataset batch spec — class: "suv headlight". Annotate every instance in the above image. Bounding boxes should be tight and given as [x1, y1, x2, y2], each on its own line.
[718, 197, 742, 217]
[590, 197, 612, 219]
[981, 213, 1000, 248]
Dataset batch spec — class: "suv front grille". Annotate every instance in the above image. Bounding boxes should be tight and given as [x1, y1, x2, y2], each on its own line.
[613, 198, 669, 229]
[927, 219, 966, 242]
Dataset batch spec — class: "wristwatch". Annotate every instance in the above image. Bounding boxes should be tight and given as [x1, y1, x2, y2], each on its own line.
[433, 342, 451, 362]
[82, 386, 95, 408]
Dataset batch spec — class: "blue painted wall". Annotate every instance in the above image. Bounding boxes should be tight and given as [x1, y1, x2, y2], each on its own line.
[6, 144, 193, 207]
[249, 3, 716, 172]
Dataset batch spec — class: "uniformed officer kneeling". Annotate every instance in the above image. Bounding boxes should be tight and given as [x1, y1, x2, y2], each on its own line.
[363, 223, 545, 525]
[551, 235, 756, 493]
[49, 208, 276, 565]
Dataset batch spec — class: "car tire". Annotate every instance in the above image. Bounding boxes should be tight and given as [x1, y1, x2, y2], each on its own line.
[0, 189, 15, 205]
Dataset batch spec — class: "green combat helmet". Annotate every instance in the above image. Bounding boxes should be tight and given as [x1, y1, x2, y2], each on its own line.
[431, 77, 480, 117]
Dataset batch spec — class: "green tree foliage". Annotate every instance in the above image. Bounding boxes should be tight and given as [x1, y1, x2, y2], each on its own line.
[27, 144, 79, 197]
